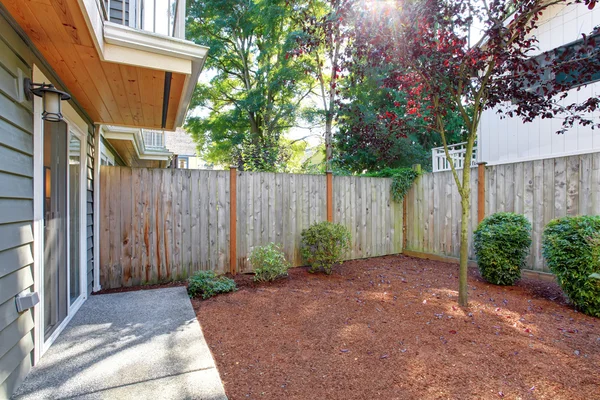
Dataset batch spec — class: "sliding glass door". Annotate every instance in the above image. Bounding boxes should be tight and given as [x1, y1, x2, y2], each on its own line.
[43, 121, 85, 341]
[43, 121, 68, 340]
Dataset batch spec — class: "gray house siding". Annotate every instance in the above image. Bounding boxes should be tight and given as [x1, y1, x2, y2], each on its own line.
[0, 13, 35, 399]
[108, 0, 130, 26]
[0, 9, 98, 397]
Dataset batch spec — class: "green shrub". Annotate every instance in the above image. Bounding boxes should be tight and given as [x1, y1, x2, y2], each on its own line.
[249, 243, 291, 282]
[474, 212, 532, 285]
[362, 167, 420, 202]
[300, 221, 351, 274]
[543, 216, 600, 317]
[187, 270, 236, 299]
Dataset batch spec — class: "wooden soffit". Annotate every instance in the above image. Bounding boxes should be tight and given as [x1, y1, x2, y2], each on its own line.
[1, 0, 207, 130]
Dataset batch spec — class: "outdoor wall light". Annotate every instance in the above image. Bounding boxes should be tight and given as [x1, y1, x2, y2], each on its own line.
[24, 78, 71, 122]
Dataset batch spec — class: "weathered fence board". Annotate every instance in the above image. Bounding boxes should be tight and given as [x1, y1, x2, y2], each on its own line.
[405, 168, 478, 260]
[405, 152, 600, 272]
[332, 176, 403, 261]
[100, 167, 402, 288]
[100, 167, 232, 288]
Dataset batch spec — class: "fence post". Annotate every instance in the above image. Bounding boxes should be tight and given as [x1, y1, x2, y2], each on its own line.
[478, 162, 486, 224]
[230, 166, 237, 275]
[326, 171, 333, 222]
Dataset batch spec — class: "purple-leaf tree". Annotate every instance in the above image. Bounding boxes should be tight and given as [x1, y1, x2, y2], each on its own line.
[351, 0, 598, 306]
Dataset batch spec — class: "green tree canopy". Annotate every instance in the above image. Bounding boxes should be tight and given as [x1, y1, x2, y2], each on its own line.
[186, 0, 315, 171]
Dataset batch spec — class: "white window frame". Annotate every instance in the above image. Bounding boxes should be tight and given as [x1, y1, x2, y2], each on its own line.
[32, 84, 89, 363]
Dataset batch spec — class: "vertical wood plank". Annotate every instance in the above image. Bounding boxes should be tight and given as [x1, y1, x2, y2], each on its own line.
[433, 173, 440, 254]
[217, 171, 229, 273]
[144, 169, 154, 282]
[532, 160, 544, 271]
[181, 170, 192, 278]
[592, 153, 600, 216]
[497, 165, 506, 212]
[269, 173, 276, 244]
[237, 172, 247, 272]
[229, 167, 237, 275]
[542, 157, 554, 224]
[109, 167, 121, 288]
[190, 170, 200, 273]
[357, 177, 365, 257]
[427, 173, 435, 253]
[488, 166, 497, 215]
[120, 167, 132, 287]
[554, 157, 567, 218]
[514, 162, 524, 215]
[162, 169, 172, 281]
[172, 170, 182, 280]
[477, 163, 486, 223]
[152, 168, 162, 281]
[327, 172, 333, 222]
[505, 163, 515, 212]
[451, 171, 460, 257]
[100, 166, 109, 287]
[579, 154, 592, 215]
[421, 174, 429, 252]
[275, 173, 283, 248]
[523, 162, 534, 268]
[295, 174, 303, 266]
[208, 170, 218, 271]
[444, 172, 452, 255]
[199, 171, 209, 271]
[566, 156, 580, 216]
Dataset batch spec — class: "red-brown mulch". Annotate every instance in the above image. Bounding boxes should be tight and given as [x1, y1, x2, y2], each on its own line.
[192, 255, 600, 400]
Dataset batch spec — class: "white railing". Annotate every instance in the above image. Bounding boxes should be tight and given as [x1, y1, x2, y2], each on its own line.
[142, 129, 166, 150]
[432, 142, 478, 172]
[103, 0, 185, 39]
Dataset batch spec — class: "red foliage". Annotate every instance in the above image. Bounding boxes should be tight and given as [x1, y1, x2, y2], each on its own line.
[347, 0, 599, 135]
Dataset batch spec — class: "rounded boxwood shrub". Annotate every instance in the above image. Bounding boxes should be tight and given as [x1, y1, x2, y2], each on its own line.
[300, 221, 351, 274]
[542, 216, 600, 317]
[474, 212, 532, 285]
[249, 243, 291, 282]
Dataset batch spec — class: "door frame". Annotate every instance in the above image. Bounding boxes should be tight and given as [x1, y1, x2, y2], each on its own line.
[32, 67, 89, 362]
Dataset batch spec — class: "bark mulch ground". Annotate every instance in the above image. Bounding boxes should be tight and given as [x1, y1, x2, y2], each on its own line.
[192, 255, 600, 400]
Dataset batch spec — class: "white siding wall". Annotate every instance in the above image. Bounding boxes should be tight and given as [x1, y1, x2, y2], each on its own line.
[479, 4, 600, 166]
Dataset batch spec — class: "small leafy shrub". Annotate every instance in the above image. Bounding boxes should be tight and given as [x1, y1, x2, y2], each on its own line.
[187, 270, 236, 299]
[249, 243, 291, 282]
[301, 221, 351, 274]
[543, 216, 600, 317]
[474, 212, 532, 285]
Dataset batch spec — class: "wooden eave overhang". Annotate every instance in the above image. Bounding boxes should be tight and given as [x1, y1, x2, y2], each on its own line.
[0, 0, 208, 130]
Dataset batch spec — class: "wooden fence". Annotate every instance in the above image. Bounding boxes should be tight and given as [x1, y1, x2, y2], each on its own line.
[99, 167, 403, 288]
[405, 152, 600, 272]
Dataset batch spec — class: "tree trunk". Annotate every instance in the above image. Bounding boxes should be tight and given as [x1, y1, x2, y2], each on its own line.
[458, 153, 471, 307]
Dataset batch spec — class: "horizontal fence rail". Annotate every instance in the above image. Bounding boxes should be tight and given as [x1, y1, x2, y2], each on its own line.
[99, 167, 403, 288]
[406, 152, 600, 273]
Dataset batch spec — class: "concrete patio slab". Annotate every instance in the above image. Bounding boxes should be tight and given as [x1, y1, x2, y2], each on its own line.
[12, 287, 227, 400]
